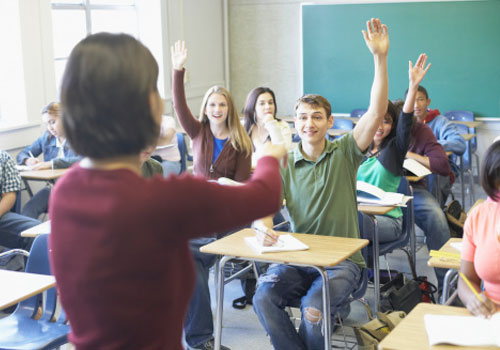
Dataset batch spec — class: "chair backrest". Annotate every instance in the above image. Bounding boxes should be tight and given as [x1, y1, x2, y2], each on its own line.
[350, 108, 367, 118]
[332, 118, 354, 130]
[444, 110, 477, 150]
[16, 234, 58, 320]
[10, 191, 22, 214]
[176, 132, 187, 173]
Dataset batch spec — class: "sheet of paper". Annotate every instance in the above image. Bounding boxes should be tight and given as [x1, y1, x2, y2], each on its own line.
[424, 313, 500, 347]
[244, 234, 309, 254]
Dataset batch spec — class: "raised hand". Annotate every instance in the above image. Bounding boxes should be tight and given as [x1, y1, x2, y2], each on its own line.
[409, 53, 431, 87]
[362, 18, 389, 57]
[170, 40, 187, 71]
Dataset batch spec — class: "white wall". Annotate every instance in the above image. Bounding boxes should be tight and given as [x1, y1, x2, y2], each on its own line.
[1, 0, 228, 154]
[227, 0, 499, 160]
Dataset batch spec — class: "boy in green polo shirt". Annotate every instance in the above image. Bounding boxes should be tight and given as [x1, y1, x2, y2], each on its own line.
[252, 18, 390, 350]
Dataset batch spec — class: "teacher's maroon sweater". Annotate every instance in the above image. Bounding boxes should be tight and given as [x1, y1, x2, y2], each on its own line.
[49, 157, 281, 350]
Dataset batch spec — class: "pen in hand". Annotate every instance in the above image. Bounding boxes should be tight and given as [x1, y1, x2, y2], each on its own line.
[253, 227, 283, 247]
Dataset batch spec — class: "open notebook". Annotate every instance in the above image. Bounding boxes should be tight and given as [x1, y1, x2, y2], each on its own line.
[424, 312, 500, 347]
[244, 234, 309, 254]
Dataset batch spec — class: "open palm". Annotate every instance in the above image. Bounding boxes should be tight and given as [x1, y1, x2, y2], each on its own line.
[409, 53, 431, 86]
[362, 18, 389, 56]
[171, 40, 187, 71]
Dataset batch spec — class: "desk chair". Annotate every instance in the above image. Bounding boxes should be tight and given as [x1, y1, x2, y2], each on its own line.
[444, 110, 478, 204]
[0, 234, 70, 350]
[350, 109, 367, 118]
[329, 118, 354, 141]
[361, 177, 416, 312]
[10, 192, 22, 214]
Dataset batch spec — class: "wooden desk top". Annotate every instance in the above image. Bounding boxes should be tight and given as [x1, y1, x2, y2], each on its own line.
[428, 238, 462, 270]
[461, 133, 476, 141]
[21, 220, 51, 237]
[200, 228, 368, 267]
[19, 169, 67, 181]
[452, 120, 482, 128]
[358, 205, 395, 216]
[0, 270, 55, 311]
[379, 303, 497, 350]
[406, 175, 426, 182]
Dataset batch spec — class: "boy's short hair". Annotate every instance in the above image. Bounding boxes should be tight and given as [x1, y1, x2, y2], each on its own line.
[405, 85, 429, 99]
[60, 32, 160, 159]
[294, 94, 332, 118]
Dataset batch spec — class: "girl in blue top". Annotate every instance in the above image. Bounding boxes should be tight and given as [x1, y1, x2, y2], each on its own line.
[357, 53, 430, 242]
[16, 102, 81, 219]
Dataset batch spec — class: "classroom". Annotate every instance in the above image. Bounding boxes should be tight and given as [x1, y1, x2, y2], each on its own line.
[0, 1, 499, 350]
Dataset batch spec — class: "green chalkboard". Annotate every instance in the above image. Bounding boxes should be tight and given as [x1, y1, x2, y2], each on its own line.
[302, 1, 500, 118]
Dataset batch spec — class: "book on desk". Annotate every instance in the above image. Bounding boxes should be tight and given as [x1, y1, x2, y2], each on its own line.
[424, 312, 500, 347]
[403, 158, 432, 178]
[356, 181, 412, 207]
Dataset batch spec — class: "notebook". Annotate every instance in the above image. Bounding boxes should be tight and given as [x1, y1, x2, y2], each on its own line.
[424, 312, 500, 347]
[244, 234, 309, 254]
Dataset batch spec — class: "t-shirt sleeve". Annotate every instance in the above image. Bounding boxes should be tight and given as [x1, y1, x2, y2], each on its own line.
[461, 207, 478, 262]
[337, 131, 364, 168]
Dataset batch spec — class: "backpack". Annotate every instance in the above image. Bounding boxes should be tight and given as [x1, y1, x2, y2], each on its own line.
[354, 303, 407, 350]
[444, 195, 467, 238]
[0, 246, 25, 272]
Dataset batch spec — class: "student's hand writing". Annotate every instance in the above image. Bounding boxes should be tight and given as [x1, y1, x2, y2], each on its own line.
[30, 161, 51, 170]
[362, 18, 389, 57]
[25, 158, 40, 166]
[465, 291, 497, 319]
[254, 225, 279, 247]
[409, 53, 431, 87]
[171, 40, 188, 71]
[259, 142, 287, 164]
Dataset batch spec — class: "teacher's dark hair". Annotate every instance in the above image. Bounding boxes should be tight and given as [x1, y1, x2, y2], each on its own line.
[481, 140, 500, 201]
[60, 32, 160, 159]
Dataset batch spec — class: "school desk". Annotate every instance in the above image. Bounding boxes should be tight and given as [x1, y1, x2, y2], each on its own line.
[378, 303, 497, 350]
[0, 269, 55, 311]
[200, 228, 368, 350]
[19, 169, 67, 197]
[428, 238, 462, 304]
[21, 220, 51, 238]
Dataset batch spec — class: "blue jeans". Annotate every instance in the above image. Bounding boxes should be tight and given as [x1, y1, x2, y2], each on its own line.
[373, 215, 403, 243]
[0, 212, 40, 250]
[184, 237, 218, 348]
[22, 186, 51, 219]
[253, 260, 361, 350]
[413, 186, 450, 289]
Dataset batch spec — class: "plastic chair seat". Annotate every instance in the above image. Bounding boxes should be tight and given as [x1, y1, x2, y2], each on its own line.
[0, 315, 69, 350]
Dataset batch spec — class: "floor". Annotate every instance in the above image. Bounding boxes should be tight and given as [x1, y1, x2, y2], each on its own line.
[0, 176, 484, 350]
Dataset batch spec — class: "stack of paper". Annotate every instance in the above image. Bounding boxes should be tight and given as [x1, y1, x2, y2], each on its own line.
[244, 234, 309, 254]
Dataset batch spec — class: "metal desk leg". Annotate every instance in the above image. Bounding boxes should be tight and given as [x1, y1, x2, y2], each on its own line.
[467, 139, 475, 207]
[214, 255, 232, 350]
[22, 179, 33, 198]
[312, 266, 332, 350]
[370, 215, 380, 312]
[440, 269, 458, 305]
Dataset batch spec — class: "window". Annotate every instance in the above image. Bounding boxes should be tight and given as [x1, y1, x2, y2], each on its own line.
[50, 0, 164, 96]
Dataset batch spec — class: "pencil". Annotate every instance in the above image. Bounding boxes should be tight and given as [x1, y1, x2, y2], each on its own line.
[459, 272, 483, 303]
[28, 151, 35, 158]
[254, 227, 284, 246]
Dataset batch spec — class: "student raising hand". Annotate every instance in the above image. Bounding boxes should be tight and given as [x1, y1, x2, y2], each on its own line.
[362, 18, 389, 57]
[171, 40, 187, 71]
